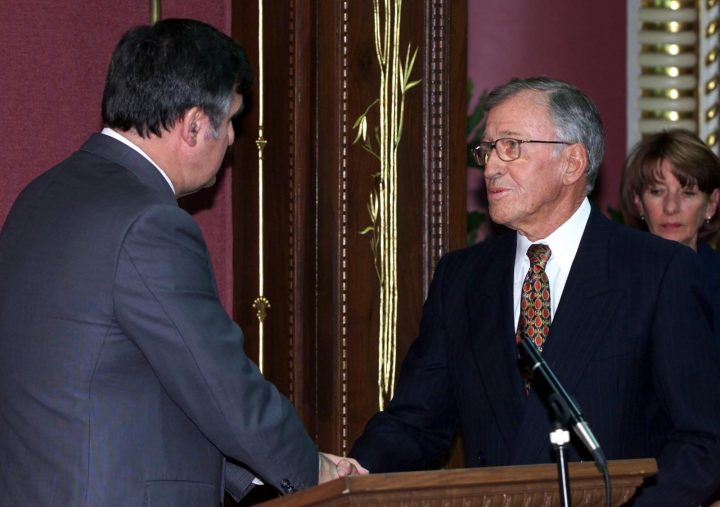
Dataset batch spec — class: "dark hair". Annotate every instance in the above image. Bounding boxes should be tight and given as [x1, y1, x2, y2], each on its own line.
[102, 18, 251, 137]
[485, 77, 605, 194]
[620, 128, 720, 242]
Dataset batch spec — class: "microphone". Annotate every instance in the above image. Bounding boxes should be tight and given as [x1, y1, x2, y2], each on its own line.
[518, 336, 607, 470]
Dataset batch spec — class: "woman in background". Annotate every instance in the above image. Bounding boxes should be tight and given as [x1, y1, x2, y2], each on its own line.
[621, 128, 720, 339]
[621, 129, 720, 250]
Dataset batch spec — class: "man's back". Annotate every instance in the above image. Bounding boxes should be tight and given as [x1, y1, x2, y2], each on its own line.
[0, 144, 226, 506]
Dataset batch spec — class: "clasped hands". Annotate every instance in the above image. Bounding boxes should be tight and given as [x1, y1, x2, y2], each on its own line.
[318, 452, 368, 483]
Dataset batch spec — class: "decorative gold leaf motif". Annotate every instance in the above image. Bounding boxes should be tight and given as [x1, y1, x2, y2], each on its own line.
[353, 0, 421, 409]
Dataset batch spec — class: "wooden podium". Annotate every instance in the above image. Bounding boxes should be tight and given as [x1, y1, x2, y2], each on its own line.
[260, 458, 657, 507]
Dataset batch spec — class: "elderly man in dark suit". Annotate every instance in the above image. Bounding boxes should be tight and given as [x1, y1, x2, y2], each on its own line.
[0, 18, 363, 507]
[350, 77, 720, 506]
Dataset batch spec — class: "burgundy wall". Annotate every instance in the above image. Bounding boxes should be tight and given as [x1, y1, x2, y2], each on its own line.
[0, 0, 234, 311]
[467, 0, 626, 221]
[1, 1, 629, 308]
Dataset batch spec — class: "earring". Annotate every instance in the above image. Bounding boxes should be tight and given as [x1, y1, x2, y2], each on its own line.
[705, 216, 711, 225]
[640, 215, 645, 222]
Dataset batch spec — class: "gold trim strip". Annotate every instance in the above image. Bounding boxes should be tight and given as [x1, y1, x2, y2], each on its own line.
[253, 0, 269, 373]
[150, 0, 161, 24]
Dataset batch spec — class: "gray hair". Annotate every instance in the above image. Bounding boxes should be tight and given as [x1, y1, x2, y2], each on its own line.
[485, 77, 605, 194]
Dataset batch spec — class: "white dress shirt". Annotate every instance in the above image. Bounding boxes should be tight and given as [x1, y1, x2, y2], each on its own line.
[513, 198, 591, 330]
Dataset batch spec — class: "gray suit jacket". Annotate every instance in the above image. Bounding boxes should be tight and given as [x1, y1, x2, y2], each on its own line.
[0, 134, 317, 507]
[351, 208, 720, 506]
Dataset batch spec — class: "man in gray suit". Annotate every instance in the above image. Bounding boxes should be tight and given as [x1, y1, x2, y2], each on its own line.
[0, 18, 363, 507]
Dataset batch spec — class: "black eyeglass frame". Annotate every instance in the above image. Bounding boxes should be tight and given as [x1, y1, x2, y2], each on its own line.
[471, 138, 571, 167]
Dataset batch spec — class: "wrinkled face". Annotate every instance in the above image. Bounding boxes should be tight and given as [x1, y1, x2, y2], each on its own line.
[634, 159, 719, 250]
[186, 92, 244, 194]
[483, 91, 570, 239]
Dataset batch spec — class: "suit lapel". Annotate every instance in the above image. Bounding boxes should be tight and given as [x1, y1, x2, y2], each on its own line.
[468, 233, 527, 450]
[511, 209, 624, 463]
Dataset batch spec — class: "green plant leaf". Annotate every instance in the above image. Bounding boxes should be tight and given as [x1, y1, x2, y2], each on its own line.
[466, 80, 487, 169]
[467, 93, 487, 140]
[606, 205, 625, 224]
[466, 210, 487, 245]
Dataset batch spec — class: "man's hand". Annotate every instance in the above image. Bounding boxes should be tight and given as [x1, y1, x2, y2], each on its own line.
[318, 452, 369, 483]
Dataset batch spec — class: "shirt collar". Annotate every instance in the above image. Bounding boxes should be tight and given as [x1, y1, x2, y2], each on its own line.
[515, 198, 591, 272]
[101, 127, 176, 195]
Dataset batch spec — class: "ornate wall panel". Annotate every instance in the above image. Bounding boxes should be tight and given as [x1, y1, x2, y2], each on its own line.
[627, 0, 720, 149]
[231, 0, 466, 459]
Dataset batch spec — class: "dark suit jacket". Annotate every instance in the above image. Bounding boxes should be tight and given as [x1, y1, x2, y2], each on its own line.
[0, 134, 317, 507]
[698, 240, 720, 345]
[351, 208, 720, 506]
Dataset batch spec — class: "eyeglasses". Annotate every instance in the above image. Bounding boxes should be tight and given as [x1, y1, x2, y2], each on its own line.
[471, 138, 571, 167]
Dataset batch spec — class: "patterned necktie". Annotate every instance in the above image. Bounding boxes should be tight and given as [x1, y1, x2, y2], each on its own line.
[516, 244, 552, 352]
[516, 244, 552, 392]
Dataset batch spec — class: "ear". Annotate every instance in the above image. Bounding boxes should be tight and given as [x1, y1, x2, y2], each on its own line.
[633, 192, 645, 217]
[706, 188, 720, 219]
[178, 107, 205, 147]
[561, 143, 587, 186]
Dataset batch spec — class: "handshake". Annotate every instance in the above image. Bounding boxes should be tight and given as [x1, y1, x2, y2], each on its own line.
[318, 453, 369, 483]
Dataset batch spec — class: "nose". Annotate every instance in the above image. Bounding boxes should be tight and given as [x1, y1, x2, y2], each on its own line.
[483, 148, 505, 179]
[663, 192, 680, 214]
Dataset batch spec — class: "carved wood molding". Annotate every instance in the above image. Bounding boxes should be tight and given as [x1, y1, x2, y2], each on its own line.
[260, 459, 657, 507]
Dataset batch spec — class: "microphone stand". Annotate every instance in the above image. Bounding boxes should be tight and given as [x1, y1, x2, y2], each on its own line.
[518, 336, 611, 507]
[549, 416, 572, 507]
